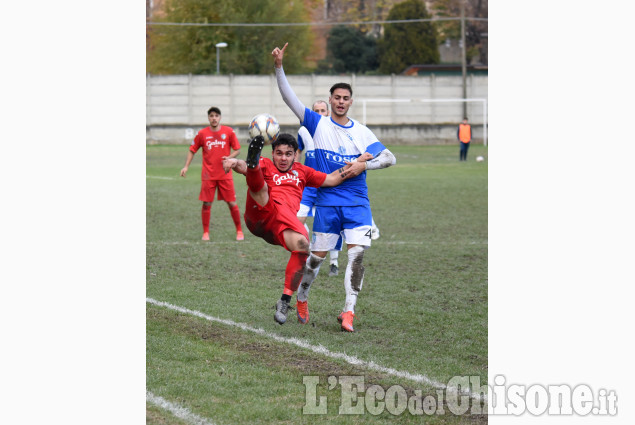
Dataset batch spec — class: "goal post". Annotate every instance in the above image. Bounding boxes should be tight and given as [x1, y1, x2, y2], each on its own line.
[359, 98, 488, 146]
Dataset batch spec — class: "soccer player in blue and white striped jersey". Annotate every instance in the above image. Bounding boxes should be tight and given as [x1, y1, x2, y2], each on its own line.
[272, 43, 396, 332]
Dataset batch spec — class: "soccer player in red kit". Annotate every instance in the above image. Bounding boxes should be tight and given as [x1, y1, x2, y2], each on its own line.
[180, 106, 244, 241]
[223, 134, 359, 325]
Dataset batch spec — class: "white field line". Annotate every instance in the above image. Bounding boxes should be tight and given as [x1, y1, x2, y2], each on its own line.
[146, 240, 254, 246]
[379, 241, 487, 246]
[147, 297, 486, 402]
[147, 175, 176, 180]
[145, 240, 485, 247]
[147, 391, 216, 425]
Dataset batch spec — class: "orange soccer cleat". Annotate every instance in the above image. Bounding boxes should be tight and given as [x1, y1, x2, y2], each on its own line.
[202, 232, 210, 241]
[236, 230, 244, 241]
[296, 300, 309, 324]
[338, 311, 356, 332]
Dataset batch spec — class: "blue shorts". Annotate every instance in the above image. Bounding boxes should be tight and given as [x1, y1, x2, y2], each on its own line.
[311, 205, 372, 250]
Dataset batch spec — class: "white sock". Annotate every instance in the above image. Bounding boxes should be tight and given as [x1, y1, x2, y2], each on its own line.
[329, 250, 339, 266]
[296, 253, 325, 302]
[344, 246, 365, 313]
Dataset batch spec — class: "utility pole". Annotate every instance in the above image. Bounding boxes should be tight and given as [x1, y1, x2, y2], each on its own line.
[460, 0, 467, 118]
[215, 42, 228, 74]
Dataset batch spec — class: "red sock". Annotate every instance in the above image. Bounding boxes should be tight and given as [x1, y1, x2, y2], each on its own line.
[230, 204, 242, 231]
[202, 204, 211, 233]
[283, 251, 309, 296]
[246, 167, 265, 193]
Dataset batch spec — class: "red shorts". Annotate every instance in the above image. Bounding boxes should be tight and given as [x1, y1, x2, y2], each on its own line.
[199, 179, 236, 203]
[244, 194, 308, 250]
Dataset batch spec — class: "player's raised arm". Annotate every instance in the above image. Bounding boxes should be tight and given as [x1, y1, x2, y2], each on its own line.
[272, 43, 305, 121]
[271, 43, 287, 69]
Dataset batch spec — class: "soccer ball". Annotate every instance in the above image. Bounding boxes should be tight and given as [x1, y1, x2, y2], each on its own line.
[248, 113, 280, 145]
[476, 156, 485, 162]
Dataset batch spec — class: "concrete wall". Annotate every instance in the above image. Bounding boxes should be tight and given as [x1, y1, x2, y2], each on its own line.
[146, 73, 487, 145]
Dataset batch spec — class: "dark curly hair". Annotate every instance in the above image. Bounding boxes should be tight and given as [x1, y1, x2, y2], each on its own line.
[271, 133, 298, 151]
[329, 82, 352, 96]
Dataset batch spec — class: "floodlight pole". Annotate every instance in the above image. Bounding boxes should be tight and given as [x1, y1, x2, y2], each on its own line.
[215, 42, 227, 74]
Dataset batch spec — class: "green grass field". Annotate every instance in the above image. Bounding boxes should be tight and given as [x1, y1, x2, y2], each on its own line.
[147, 143, 488, 424]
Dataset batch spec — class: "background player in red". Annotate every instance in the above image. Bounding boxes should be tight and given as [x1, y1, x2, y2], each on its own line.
[223, 134, 359, 325]
[180, 106, 244, 241]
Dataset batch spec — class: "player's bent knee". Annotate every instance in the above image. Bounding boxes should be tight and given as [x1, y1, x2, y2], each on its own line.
[296, 237, 310, 252]
[283, 229, 310, 252]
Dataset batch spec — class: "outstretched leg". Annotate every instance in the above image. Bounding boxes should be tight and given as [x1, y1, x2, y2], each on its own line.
[245, 136, 269, 206]
[246, 136, 265, 169]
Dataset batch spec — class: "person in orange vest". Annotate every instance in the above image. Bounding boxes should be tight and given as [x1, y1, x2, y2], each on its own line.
[457, 117, 472, 161]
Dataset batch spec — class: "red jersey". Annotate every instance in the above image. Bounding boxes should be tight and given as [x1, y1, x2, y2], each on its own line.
[259, 157, 327, 214]
[190, 125, 240, 180]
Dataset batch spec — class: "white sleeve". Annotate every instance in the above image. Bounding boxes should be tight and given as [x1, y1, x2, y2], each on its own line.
[366, 148, 396, 170]
[297, 127, 312, 151]
[275, 66, 305, 122]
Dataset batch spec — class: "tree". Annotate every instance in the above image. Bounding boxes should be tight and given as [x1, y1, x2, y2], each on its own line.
[147, 0, 315, 75]
[321, 26, 379, 74]
[429, 0, 488, 64]
[378, 0, 440, 74]
[322, 0, 402, 37]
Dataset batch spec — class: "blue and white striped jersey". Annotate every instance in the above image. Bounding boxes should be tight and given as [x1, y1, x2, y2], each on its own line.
[302, 107, 387, 207]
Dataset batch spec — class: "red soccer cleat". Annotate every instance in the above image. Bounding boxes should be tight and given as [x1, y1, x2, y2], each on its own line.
[236, 230, 244, 241]
[202, 232, 210, 241]
[296, 300, 309, 324]
[339, 311, 356, 332]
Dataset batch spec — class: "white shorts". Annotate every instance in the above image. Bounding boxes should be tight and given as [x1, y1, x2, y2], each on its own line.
[297, 203, 315, 218]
